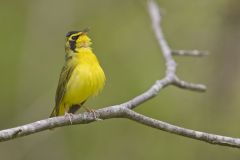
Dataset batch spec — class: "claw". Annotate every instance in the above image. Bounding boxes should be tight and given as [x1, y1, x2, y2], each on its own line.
[83, 106, 102, 121]
[64, 112, 74, 124]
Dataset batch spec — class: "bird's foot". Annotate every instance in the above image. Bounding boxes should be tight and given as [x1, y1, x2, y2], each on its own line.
[83, 106, 102, 121]
[64, 112, 74, 124]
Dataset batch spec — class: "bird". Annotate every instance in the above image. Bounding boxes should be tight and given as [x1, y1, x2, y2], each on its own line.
[50, 29, 106, 118]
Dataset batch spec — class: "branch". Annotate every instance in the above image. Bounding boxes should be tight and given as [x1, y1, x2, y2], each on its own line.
[172, 50, 209, 57]
[2, 106, 240, 148]
[0, 0, 239, 149]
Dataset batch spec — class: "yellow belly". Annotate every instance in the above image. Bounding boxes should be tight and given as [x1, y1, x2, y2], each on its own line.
[55, 47, 106, 116]
[62, 62, 105, 113]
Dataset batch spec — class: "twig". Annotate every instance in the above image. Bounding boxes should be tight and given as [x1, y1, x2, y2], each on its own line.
[173, 77, 206, 92]
[172, 50, 209, 57]
[0, 0, 238, 149]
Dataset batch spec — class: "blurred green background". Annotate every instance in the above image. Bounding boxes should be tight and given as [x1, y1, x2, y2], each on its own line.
[0, 0, 240, 159]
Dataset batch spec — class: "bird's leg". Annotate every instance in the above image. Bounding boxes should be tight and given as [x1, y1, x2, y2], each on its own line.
[83, 106, 102, 121]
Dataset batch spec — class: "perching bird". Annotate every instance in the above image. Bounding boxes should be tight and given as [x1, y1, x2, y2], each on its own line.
[50, 30, 105, 117]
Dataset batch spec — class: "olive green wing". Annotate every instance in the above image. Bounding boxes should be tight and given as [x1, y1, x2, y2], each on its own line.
[50, 62, 75, 117]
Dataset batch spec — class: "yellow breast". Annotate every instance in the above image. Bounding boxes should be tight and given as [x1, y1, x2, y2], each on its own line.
[63, 48, 105, 107]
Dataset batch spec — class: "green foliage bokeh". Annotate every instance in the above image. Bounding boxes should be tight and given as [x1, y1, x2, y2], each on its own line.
[0, 0, 240, 159]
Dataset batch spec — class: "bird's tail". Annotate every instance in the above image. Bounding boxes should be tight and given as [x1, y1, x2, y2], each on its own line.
[49, 108, 56, 118]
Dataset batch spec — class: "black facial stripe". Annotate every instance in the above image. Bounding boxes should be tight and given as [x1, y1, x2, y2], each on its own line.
[66, 31, 79, 37]
[69, 40, 76, 52]
[71, 35, 80, 40]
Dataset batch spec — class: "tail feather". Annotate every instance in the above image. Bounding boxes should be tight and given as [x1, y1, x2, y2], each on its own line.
[49, 108, 56, 118]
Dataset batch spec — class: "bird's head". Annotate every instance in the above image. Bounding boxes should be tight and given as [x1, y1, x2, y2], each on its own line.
[65, 29, 91, 52]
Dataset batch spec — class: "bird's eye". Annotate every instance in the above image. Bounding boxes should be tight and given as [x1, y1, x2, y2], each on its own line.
[71, 35, 79, 40]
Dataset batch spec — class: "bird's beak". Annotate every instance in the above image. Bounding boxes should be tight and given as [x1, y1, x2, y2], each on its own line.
[82, 28, 90, 34]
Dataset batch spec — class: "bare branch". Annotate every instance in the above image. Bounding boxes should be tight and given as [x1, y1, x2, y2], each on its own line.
[0, 0, 238, 149]
[0, 106, 125, 142]
[148, 0, 176, 77]
[147, 0, 207, 93]
[173, 77, 207, 92]
[2, 106, 240, 148]
[172, 50, 209, 57]
[125, 78, 172, 110]
[124, 109, 240, 148]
